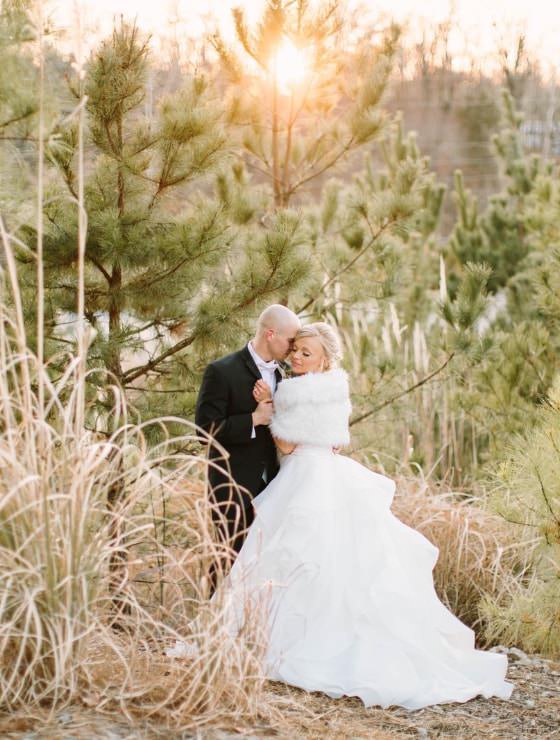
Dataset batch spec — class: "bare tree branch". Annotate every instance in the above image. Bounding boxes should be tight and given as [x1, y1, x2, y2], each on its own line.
[350, 353, 456, 427]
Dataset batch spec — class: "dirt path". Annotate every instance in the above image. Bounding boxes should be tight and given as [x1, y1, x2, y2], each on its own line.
[2, 648, 558, 739]
[263, 648, 560, 739]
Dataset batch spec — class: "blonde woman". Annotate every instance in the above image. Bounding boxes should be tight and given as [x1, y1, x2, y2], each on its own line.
[223, 322, 513, 709]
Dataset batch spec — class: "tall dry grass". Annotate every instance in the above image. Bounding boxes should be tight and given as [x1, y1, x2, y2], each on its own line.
[344, 294, 483, 486]
[0, 265, 276, 728]
[391, 475, 535, 639]
[0, 246, 527, 733]
[0, 3, 274, 724]
[0, 244, 276, 727]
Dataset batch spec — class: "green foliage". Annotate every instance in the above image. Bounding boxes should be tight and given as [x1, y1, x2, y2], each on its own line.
[0, 1, 38, 226]
[439, 91, 560, 471]
[298, 117, 442, 321]
[0, 1, 37, 137]
[448, 171, 529, 295]
[213, 0, 400, 208]
[481, 379, 560, 657]
[520, 167, 560, 332]
[454, 322, 555, 463]
[456, 81, 500, 145]
[441, 262, 491, 339]
[446, 91, 548, 299]
[15, 21, 310, 421]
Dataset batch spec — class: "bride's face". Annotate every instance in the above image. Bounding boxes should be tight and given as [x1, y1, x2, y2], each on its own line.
[290, 336, 327, 375]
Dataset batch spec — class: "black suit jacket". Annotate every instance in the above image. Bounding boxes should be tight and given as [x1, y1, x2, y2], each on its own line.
[195, 346, 281, 501]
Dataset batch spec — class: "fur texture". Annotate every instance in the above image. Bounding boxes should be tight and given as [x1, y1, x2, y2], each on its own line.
[270, 368, 351, 446]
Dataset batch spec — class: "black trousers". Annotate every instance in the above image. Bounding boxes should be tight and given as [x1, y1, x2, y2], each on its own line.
[207, 476, 267, 596]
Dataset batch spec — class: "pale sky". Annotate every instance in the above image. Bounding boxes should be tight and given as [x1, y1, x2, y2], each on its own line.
[49, 0, 560, 73]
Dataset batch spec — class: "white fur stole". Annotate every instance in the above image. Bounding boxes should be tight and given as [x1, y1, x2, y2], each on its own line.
[270, 368, 351, 447]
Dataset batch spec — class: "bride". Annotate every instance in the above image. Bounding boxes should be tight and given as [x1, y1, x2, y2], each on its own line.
[220, 321, 514, 710]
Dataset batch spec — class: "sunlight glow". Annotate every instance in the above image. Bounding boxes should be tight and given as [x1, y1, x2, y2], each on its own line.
[271, 40, 310, 94]
[49, 1, 560, 73]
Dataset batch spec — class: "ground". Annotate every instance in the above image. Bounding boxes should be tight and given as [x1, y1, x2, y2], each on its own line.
[1, 648, 558, 739]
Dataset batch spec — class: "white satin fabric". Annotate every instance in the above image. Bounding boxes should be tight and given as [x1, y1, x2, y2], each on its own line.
[225, 444, 514, 709]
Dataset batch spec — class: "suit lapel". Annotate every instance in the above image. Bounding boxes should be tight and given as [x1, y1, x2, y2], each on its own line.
[240, 345, 284, 388]
[240, 345, 262, 382]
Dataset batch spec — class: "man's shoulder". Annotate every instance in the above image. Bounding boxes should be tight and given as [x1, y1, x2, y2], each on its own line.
[208, 348, 247, 374]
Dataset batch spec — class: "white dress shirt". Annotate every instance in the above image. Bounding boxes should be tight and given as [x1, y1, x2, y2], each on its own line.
[248, 341, 278, 439]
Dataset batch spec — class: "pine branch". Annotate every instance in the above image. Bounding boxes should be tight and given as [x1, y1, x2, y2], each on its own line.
[121, 268, 299, 385]
[286, 136, 356, 199]
[532, 460, 560, 526]
[149, 140, 226, 208]
[349, 353, 456, 427]
[87, 254, 111, 282]
[232, 7, 261, 68]
[124, 237, 227, 293]
[121, 330, 198, 384]
[296, 218, 393, 314]
[0, 110, 35, 130]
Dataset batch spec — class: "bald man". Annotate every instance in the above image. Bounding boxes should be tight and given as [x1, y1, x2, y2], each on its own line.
[195, 305, 301, 582]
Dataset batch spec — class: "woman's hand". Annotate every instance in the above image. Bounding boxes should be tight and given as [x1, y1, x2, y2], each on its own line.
[273, 435, 297, 456]
[253, 379, 273, 403]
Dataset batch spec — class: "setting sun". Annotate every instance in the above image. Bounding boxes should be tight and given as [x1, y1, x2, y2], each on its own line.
[270, 39, 310, 93]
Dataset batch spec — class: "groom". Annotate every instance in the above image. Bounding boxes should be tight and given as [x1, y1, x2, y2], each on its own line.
[195, 305, 301, 578]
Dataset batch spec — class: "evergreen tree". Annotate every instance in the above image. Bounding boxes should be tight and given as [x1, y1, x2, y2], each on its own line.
[0, 0, 38, 226]
[210, 2, 495, 479]
[448, 169, 529, 295]
[447, 91, 547, 310]
[441, 91, 558, 466]
[292, 116, 442, 321]
[211, 0, 428, 314]
[481, 155, 560, 654]
[0, 1, 37, 141]
[16, 22, 310, 419]
[212, 0, 400, 210]
[482, 378, 560, 657]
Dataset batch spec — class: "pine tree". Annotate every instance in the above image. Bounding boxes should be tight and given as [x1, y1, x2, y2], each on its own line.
[481, 157, 560, 653]
[0, 1, 37, 138]
[210, 2, 496, 479]
[16, 21, 310, 418]
[212, 0, 400, 210]
[447, 91, 544, 305]
[448, 169, 529, 295]
[481, 378, 560, 657]
[211, 1, 428, 313]
[0, 0, 39, 226]
[440, 91, 558, 466]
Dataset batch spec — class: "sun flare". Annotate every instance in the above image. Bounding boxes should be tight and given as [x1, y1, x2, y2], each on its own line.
[271, 39, 310, 92]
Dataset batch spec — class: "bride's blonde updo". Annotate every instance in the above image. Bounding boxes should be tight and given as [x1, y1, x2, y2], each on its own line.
[295, 322, 343, 371]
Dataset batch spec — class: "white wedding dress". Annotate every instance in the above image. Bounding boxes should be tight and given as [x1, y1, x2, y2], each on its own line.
[222, 370, 514, 709]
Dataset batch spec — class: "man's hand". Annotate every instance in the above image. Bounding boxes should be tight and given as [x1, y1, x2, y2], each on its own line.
[252, 399, 273, 427]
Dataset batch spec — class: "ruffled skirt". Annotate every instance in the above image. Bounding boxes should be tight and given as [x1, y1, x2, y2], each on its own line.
[225, 445, 514, 709]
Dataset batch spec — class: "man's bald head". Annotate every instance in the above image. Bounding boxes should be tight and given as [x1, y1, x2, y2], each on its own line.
[252, 304, 301, 362]
[257, 304, 300, 335]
